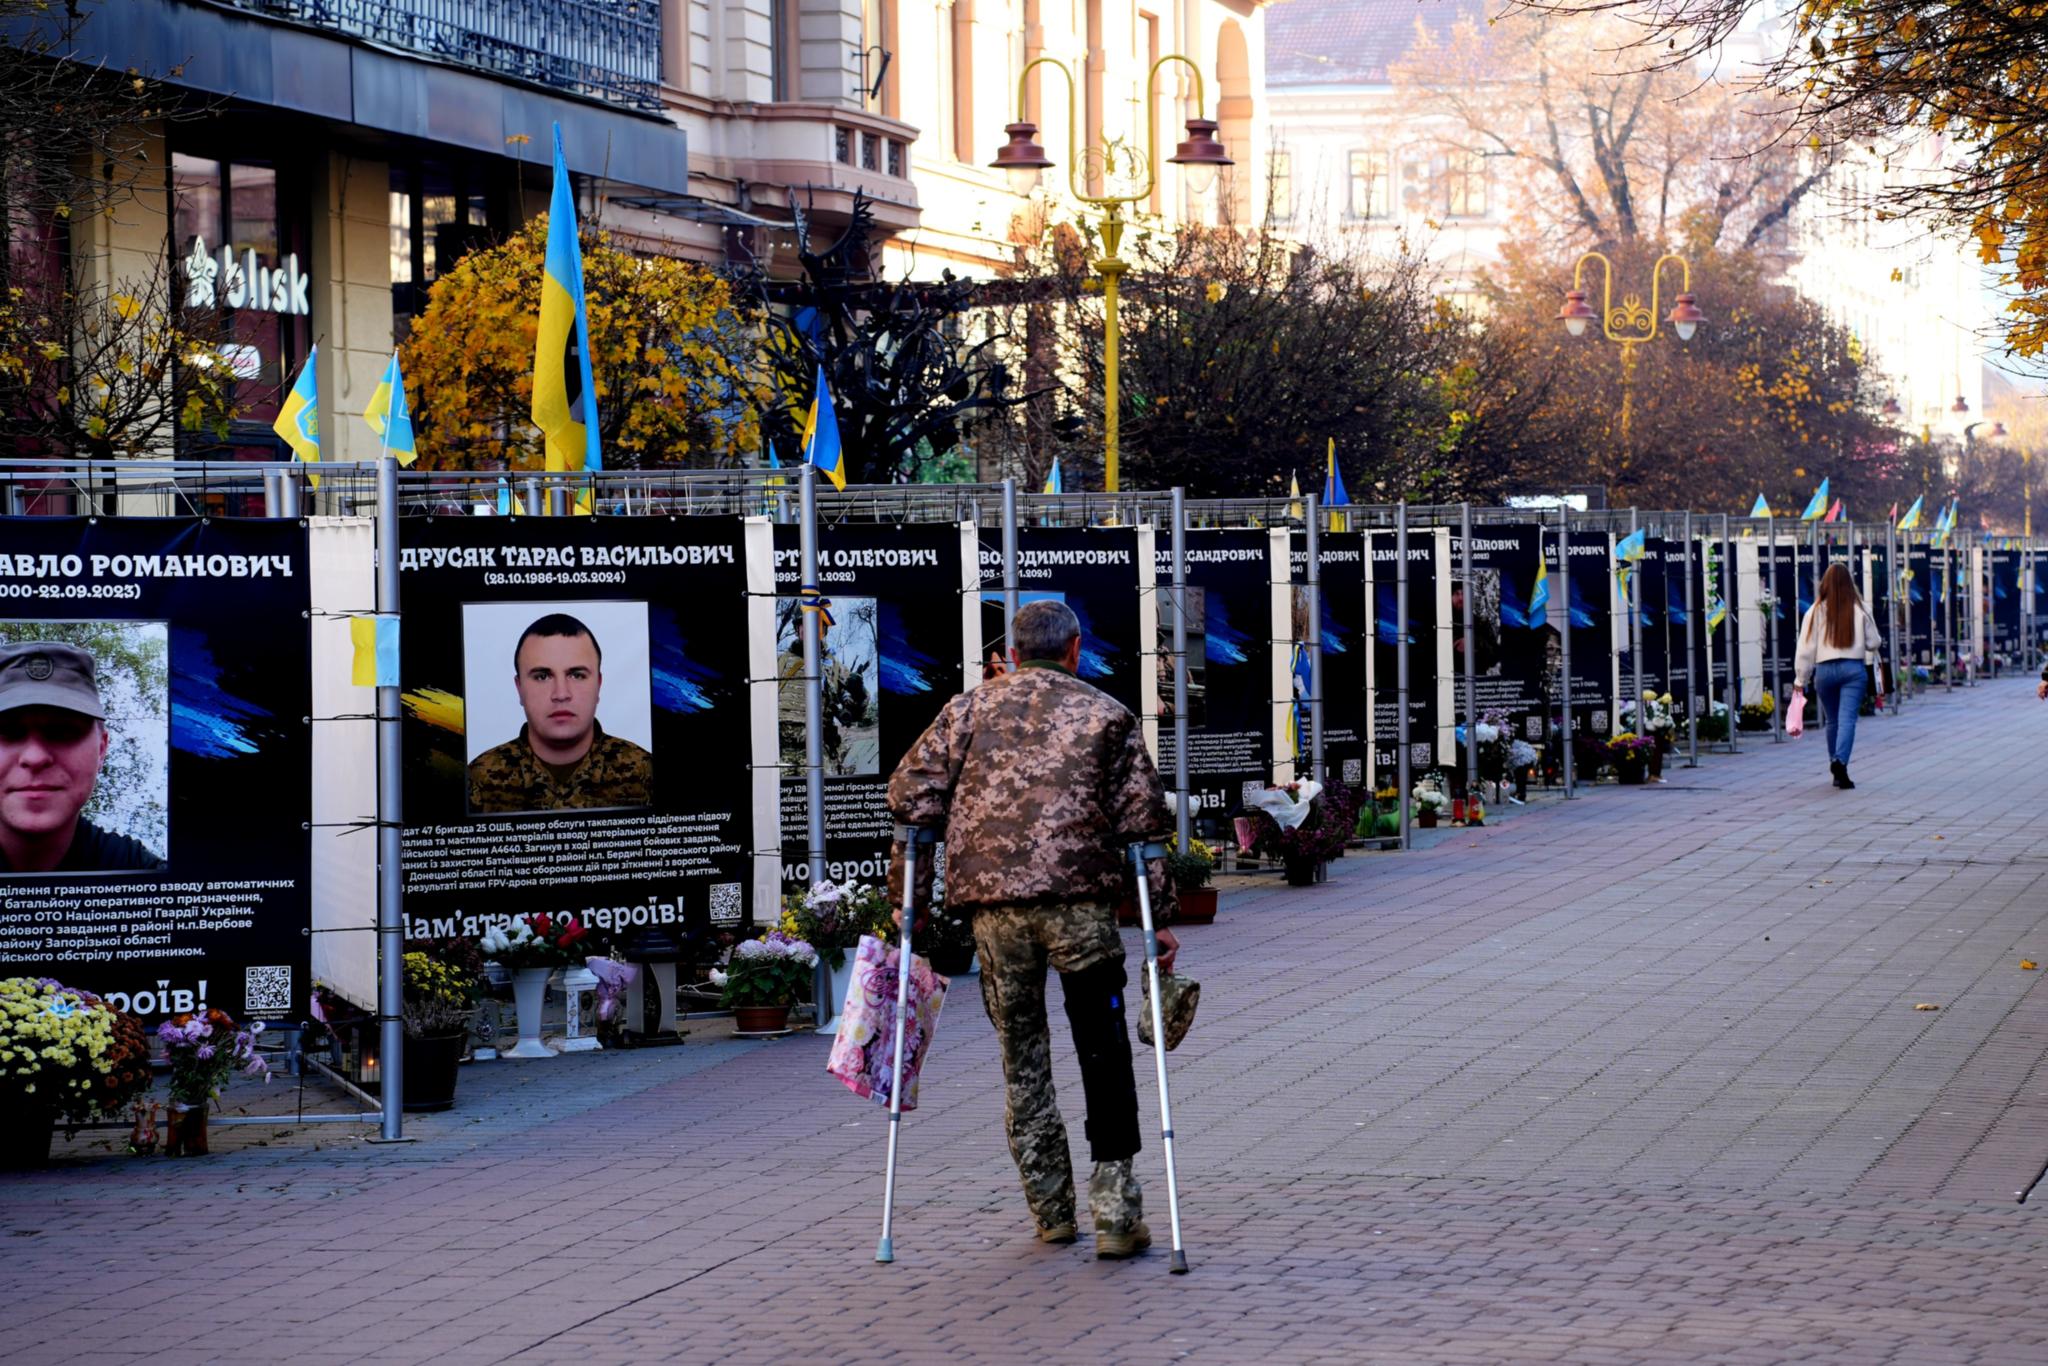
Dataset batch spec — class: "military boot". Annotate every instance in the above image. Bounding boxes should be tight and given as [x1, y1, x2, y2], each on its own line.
[1090, 1158, 1151, 1259]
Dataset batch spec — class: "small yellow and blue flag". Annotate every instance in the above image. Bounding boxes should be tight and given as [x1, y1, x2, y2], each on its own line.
[1799, 478, 1830, 521]
[533, 122, 601, 478]
[1529, 554, 1550, 628]
[801, 363, 845, 490]
[1287, 472, 1303, 520]
[1897, 495, 1923, 531]
[1750, 493, 1771, 518]
[1044, 458, 1063, 495]
[364, 350, 416, 465]
[272, 344, 320, 485]
[1324, 437, 1350, 531]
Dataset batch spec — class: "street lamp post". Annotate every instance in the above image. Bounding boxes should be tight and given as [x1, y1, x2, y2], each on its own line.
[1556, 253, 1705, 456]
[991, 57, 1233, 493]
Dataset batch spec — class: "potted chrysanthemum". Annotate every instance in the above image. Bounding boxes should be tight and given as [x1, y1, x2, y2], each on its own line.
[0, 977, 153, 1167]
[713, 932, 819, 1034]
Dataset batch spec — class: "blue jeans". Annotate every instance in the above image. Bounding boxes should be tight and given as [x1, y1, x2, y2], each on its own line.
[1813, 658, 1867, 765]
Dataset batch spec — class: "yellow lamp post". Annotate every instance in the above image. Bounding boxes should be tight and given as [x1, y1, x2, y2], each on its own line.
[990, 57, 1234, 492]
[1555, 252, 1705, 456]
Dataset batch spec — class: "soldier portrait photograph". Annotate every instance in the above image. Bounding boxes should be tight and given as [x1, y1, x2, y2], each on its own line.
[462, 604, 655, 815]
[0, 632, 169, 875]
[775, 594, 879, 777]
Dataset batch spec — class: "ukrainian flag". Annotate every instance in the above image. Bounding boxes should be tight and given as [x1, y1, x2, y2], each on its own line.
[364, 350, 416, 465]
[1897, 495, 1923, 531]
[1323, 438, 1350, 532]
[1287, 472, 1303, 520]
[272, 344, 320, 485]
[1799, 478, 1830, 521]
[801, 363, 845, 490]
[1044, 458, 1062, 495]
[1529, 555, 1550, 628]
[1750, 493, 1771, 518]
[1708, 596, 1728, 630]
[533, 122, 602, 478]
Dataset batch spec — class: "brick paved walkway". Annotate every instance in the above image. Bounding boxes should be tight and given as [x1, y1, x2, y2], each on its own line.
[5, 680, 2047, 1364]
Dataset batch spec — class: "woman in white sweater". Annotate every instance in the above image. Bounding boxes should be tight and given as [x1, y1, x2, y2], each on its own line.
[1793, 563, 1884, 789]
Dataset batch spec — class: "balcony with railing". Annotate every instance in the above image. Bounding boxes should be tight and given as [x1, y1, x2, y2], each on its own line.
[215, 0, 662, 112]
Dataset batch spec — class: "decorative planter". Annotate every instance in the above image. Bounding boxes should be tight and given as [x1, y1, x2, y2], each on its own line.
[816, 951, 864, 1035]
[2, 1106, 55, 1168]
[1282, 857, 1326, 886]
[1417, 809, 1438, 829]
[401, 1032, 466, 1113]
[165, 1102, 209, 1158]
[558, 964, 601, 1053]
[1174, 888, 1219, 925]
[734, 1004, 792, 1034]
[505, 967, 556, 1059]
[1614, 762, 1648, 786]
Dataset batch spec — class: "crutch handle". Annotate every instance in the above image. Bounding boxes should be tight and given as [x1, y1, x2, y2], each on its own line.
[894, 823, 940, 846]
[1129, 840, 1169, 861]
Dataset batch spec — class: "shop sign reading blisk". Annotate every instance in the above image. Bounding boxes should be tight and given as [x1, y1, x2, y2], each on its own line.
[182, 234, 309, 316]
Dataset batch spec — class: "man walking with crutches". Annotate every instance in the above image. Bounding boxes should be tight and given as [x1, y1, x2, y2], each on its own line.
[888, 600, 1178, 1258]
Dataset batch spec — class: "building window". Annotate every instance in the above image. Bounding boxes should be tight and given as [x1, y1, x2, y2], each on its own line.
[888, 140, 905, 177]
[1446, 150, 1489, 218]
[389, 160, 504, 342]
[836, 127, 853, 164]
[170, 151, 312, 448]
[1268, 151, 1293, 222]
[1348, 151, 1390, 219]
[862, 131, 880, 171]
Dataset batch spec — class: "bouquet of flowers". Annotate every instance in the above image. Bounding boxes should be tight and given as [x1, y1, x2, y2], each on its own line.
[0, 977, 153, 1125]
[1739, 691, 1776, 732]
[1605, 732, 1658, 769]
[1508, 738, 1539, 771]
[781, 879, 896, 971]
[1473, 708, 1510, 780]
[1165, 835, 1216, 892]
[1696, 700, 1732, 743]
[478, 912, 596, 971]
[1411, 778, 1451, 819]
[159, 1007, 268, 1108]
[712, 931, 819, 1009]
[401, 951, 477, 1039]
[1248, 783, 1352, 862]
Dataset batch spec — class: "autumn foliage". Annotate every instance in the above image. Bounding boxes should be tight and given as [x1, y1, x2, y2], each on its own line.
[398, 216, 761, 470]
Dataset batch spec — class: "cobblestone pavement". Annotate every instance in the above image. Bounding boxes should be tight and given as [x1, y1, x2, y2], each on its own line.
[5, 680, 2047, 1365]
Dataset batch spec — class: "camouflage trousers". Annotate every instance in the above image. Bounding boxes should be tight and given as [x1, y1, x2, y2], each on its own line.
[973, 901, 1144, 1236]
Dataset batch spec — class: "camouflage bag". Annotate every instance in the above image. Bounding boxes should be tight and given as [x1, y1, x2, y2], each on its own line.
[1137, 970, 1199, 1051]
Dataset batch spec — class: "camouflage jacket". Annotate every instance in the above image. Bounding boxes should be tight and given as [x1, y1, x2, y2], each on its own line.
[887, 662, 1171, 914]
[467, 723, 653, 814]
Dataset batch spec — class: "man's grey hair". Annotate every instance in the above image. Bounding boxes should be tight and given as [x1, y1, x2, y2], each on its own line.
[1012, 600, 1081, 662]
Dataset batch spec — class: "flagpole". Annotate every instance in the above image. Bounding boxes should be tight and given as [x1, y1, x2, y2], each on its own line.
[1306, 493, 1325, 787]
[1628, 508, 1644, 736]
[1768, 514, 1784, 743]
[1170, 487, 1191, 853]
[1558, 504, 1575, 797]
[1395, 501, 1412, 847]
[1722, 513, 1740, 757]
[1459, 502, 1477, 797]
[1682, 510, 1699, 768]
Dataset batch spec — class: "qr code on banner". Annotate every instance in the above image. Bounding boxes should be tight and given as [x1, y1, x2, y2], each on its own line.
[245, 966, 291, 1013]
[1342, 759, 1363, 786]
[1526, 717, 1544, 739]
[1240, 781, 1264, 808]
[1592, 710, 1610, 732]
[708, 882, 743, 925]
[1409, 743, 1433, 768]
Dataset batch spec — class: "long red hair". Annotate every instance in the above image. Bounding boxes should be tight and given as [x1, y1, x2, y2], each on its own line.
[1809, 563, 1862, 649]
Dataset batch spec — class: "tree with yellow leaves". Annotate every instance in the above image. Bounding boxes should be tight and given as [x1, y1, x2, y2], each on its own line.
[399, 217, 761, 470]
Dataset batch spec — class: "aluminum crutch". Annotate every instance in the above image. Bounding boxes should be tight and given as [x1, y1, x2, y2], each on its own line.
[876, 823, 938, 1264]
[1128, 839, 1190, 1274]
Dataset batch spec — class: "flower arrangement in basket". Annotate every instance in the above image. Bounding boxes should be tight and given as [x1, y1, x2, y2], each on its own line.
[1623, 692, 1676, 748]
[1473, 708, 1511, 781]
[712, 931, 819, 1011]
[401, 952, 477, 1040]
[1605, 732, 1658, 782]
[160, 1008, 268, 1107]
[1696, 700, 1732, 743]
[1164, 835, 1216, 893]
[1411, 772, 1452, 827]
[781, 879, 895, 972]
[1247, 780, 1351, 875]
[478, 912, 597, 970]
[0, 977, 153, 1139]
[1738, 690, 1776, 732]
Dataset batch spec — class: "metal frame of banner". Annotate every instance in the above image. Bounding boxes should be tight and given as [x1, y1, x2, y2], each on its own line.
[1306, 495, 1325, 785]
[1682, 510, 1700, 767]
[1557, 505, 1576, 797]
[1396, 501, 1412, 846]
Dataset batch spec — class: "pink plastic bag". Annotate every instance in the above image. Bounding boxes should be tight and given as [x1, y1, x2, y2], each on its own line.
[826, 934, 950, 1111]
[1785, 687, 1805, 738]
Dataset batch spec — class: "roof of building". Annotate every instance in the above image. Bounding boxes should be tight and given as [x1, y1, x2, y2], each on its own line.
[1265, 0, 1491, 88]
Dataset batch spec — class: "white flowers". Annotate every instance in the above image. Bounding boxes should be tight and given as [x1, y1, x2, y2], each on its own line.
[1474, 722, 1501, 744]
[479, 920, 537, 958]
[733, 932, 818, 970]
[708, 969, 729, 987]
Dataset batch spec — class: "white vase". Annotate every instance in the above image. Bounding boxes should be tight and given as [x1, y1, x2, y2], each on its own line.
[506, 968, 555, 1059]
[815, 950, 863, 1035]
[557, 965, 601, 1052]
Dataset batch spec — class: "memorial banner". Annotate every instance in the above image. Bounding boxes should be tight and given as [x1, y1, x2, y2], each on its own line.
[1621, 535, 1669, 700]
[397, 518, 776, 949]
[776, 522, 978, 892]
[1365, 528, 1455, 775]
[1764, 538, 1798, 684]
[0, 520, 311, 1022]
[1905, 544, 1933, 662]
[978, 525, 1155, 742]
[1656, 537, 1694, 712]
[1154, 528, 1289, 817]
[1289, 530, 1367, 788]
[1450, 524, 1549, 747]
[1555, 528, 1619, 734]
[1991, 548, 2022, 655]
